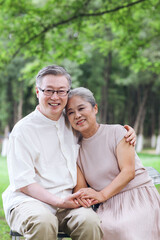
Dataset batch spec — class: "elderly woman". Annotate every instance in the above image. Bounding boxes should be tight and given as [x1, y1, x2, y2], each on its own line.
[66, 87, 160, 240]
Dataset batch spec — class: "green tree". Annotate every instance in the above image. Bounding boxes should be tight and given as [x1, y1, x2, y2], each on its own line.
[0, 0, 160, 150]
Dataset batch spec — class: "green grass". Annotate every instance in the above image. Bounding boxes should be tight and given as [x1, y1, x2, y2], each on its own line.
[138, 152, 160, 193]
[0, 152, 160, 239]
[138, 152, 160, 172]
[0, 157, 10, 240]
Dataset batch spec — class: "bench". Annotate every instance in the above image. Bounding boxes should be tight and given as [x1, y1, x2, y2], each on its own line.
[10, 230, 70, 240]
[145, 167, 160, 185]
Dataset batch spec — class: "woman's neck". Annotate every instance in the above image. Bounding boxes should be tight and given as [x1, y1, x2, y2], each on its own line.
[82, 122, 100, 138]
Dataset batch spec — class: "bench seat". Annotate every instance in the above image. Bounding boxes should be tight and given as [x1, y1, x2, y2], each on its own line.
[10, 230, 70, 240]
[145, 167, 160, 185]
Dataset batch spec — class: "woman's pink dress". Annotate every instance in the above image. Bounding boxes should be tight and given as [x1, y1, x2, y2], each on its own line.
[78, 124, 160, 240]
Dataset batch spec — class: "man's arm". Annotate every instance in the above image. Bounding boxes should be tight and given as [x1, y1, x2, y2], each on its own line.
[124, 125, 136, 146]
[20, 183, 81, 209]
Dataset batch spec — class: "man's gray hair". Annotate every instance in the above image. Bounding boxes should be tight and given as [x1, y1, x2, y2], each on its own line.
[68, 87, 96, 107]
[36, 65, 72, 87]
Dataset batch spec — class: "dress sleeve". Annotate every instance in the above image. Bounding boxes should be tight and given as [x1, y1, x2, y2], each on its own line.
[114, 124, 127, 146]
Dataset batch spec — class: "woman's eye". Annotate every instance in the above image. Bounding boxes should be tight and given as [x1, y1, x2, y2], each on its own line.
[68, 112, 73, 115]
[79, 107, 84, 111]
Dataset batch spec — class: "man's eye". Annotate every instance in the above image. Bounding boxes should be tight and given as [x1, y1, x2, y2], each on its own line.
[59, 90, 65, 93]
[45, 89, 53, 93]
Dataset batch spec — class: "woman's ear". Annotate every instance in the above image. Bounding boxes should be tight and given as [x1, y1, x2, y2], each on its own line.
[94, 104, 98, 115]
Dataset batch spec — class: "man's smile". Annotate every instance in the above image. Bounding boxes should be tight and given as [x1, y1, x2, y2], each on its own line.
[49, 103, 60, 106]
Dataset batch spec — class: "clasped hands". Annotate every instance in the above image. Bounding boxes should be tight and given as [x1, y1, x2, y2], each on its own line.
[61, 188, 104, 209]
[74, 188, 105, 208]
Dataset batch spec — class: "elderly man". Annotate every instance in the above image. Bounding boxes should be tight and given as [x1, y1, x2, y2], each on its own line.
[3, 65, 135, 240]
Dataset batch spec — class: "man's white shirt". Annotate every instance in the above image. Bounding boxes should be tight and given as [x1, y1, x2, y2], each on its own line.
[2, 108, 79, 224]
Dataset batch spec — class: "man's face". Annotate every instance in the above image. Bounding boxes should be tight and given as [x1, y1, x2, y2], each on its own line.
[36, 74, 69, 121]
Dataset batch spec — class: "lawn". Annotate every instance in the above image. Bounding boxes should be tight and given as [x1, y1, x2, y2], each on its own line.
[139, 152, 160, 193]
[0, 152, 160, 239]
[0, 157, 10, 240]
[138, 152, 160, 172]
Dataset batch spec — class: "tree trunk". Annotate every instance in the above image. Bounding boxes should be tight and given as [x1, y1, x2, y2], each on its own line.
[99, 52, 112, 123]
[17, 91, 23, 121]
[134, 86, 149, 134]
[151, 107, 156, 148]
[156, 112, 160, 154]
[151, 135, 157, 148]
[13, 82, 24, 125]
[136, 107, 146, 153]
[133, 78, 156, 135]
[1, 125, 9, 157]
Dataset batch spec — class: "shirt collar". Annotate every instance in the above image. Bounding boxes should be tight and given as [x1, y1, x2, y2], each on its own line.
[35, 106, 63, 126]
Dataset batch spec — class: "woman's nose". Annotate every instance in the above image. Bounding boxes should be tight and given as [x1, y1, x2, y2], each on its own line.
[75, 111, 81, 118]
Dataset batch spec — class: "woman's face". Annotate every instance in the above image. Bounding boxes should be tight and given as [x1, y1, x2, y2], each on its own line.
[66, 96, 98, 138]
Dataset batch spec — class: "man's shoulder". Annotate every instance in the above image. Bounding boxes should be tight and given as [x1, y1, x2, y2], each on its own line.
[11, 111, 36, 134]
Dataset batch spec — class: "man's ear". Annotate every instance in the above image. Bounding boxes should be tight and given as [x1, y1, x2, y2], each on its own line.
[36, 87, 39, 98]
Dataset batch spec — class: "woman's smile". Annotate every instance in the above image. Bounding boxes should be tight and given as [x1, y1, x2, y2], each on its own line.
[76, 119, 86, 125]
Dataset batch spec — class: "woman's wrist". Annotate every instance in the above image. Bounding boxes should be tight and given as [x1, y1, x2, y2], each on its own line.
[99, 191, 107, 203]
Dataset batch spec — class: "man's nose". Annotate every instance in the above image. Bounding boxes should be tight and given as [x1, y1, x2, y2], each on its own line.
[50, 91, 59, 99]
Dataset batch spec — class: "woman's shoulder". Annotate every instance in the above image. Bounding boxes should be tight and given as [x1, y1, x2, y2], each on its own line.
[101, 124, 127, 142]
[101, 124, 126, 132]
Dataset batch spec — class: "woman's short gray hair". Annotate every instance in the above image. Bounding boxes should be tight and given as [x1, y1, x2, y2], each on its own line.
[68, 87, 96, 107]
[36, 65, 72, 87]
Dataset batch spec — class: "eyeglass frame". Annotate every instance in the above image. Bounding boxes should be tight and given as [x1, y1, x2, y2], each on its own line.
[38, 87, 70, 97]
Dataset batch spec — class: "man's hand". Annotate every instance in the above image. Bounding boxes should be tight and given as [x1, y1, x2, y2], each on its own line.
[58, 192, 83, 209]
[124, 125, 136, 146]
[73, 197, 97, 208]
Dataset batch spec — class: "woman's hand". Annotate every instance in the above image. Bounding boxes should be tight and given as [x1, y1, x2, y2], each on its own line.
[73, 197, 95, 208]
[77, 188, 105, 204]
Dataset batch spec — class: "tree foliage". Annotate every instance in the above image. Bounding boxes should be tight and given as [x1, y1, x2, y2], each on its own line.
[1, 0, 154, 67]
[0, 0, 160, 149]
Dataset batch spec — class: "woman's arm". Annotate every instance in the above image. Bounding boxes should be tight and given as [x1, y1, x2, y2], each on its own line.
[78, 138, 135, 204]
[73, 165, 88, 193]
[73, 165, 98, 207]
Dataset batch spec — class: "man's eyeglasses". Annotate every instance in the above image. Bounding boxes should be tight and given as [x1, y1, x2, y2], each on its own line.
[38, 87, 70, 97]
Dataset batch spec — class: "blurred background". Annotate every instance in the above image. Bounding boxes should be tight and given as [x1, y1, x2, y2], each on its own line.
[0, 0, 160, 154]
[0, 0, 160, 238]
